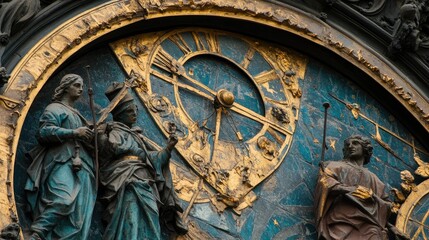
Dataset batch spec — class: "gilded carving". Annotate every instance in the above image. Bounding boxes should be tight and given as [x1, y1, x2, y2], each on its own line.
[257, 136, 279, 160]
[0, 0, 428, 232]
[232, 191, 257, 215]
[396, 179, 429, 239]
[192, 154, 204, 163]
[413, 152, 429, 178]
[271, 106, 290, 124]
[0, 96, 19, 110]
[392, 170, 416, 213]
[148, 94, 172, 116]
[109, 28, 306, 209]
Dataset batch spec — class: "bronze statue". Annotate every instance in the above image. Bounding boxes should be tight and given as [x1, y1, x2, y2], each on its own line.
[97, 82, 187, 239]
[24, 74, 96, 239]
[314, 135, 410, 240]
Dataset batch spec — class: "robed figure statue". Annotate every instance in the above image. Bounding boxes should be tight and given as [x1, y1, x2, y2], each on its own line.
[97, 82, 187, 239]
[25, 74, 96, 240]
[314, 135, 409, 240]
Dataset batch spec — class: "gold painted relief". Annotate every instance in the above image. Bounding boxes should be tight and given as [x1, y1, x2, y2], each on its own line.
[0, 0, 428, 232]
[110, 28, 307, 207]
[396, 179, 429, 239]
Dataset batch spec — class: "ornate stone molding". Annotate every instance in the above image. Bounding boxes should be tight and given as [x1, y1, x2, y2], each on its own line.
[0, 1, 40, 46]
[0, 0, 61, 87]
[337, 0, 387, 16]
[322, 0, 429, 90]
[0, 0, 428, 230]
[324, 0, 401, 34]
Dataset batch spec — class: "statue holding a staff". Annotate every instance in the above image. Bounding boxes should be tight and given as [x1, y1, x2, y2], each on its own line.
[97, 81, 188, 239]
[314, 134, 410, 240]
[314, 103, 409, 239]
[25, 74, 96, 240]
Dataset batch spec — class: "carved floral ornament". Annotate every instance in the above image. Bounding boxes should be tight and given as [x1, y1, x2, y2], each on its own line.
[0, 0, 427, 232]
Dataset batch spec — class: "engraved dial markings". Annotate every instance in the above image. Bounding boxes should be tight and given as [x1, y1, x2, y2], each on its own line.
[254, 69, 279, 84]
[169, 34, 192, 55]
[151, 64, 291, 136]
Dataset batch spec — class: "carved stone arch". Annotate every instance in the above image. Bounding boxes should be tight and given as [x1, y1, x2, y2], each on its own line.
[0, 0, 428, 233]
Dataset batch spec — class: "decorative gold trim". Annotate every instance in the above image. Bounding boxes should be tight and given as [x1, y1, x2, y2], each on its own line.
[0, 0, 427, 228]
[396, 179, 429, 237]
[109, 27, 305, 203]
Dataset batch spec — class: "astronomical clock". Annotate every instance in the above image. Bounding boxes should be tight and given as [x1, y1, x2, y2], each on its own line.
[12, 26, 429, 240]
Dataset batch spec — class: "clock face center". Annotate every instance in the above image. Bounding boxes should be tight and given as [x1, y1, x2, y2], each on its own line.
[178, 54, 265, 142]
[215, 89, 235, 108]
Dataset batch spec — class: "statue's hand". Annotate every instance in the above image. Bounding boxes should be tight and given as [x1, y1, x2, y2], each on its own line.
[352, 185, 373, 200]
[97, 123, 108, 134]
[73, 126, 93, 141]
[167, 134, 178, 151]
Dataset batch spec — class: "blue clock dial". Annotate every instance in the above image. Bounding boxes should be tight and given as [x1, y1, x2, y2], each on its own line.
[110, 28, 307, 205]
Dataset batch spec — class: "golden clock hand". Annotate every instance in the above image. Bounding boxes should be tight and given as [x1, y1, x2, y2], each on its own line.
[180, 71, 217, 95]
[209, 107, 223, 164]
[155, 67, 292, 137]
[152, 47, 214, 96]
[152, 47, 186, 76]
[179, 72, 293, 136]
[231, 104, 292, 136]
[151, 69, 214, 100]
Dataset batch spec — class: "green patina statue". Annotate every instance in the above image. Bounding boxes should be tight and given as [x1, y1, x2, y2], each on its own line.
[25, 74, 96, 239]
[24, 77, 188, 240]
[97, 82, 187, 239]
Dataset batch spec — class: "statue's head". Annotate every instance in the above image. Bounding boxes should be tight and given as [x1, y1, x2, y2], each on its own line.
[105, 82, 137, 125]
[52, 74, 83, 102]
[400, 3, 418, 21]
[342, 135, 373, 165]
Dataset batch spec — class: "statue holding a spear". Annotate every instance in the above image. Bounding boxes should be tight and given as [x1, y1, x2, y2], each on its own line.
[314, 104, 409, 240]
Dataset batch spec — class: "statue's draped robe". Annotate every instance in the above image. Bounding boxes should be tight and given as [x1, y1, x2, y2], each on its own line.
[315, 160, 391, 240]
[25, 102, 96, 239]
[99, 122, 180, 240]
